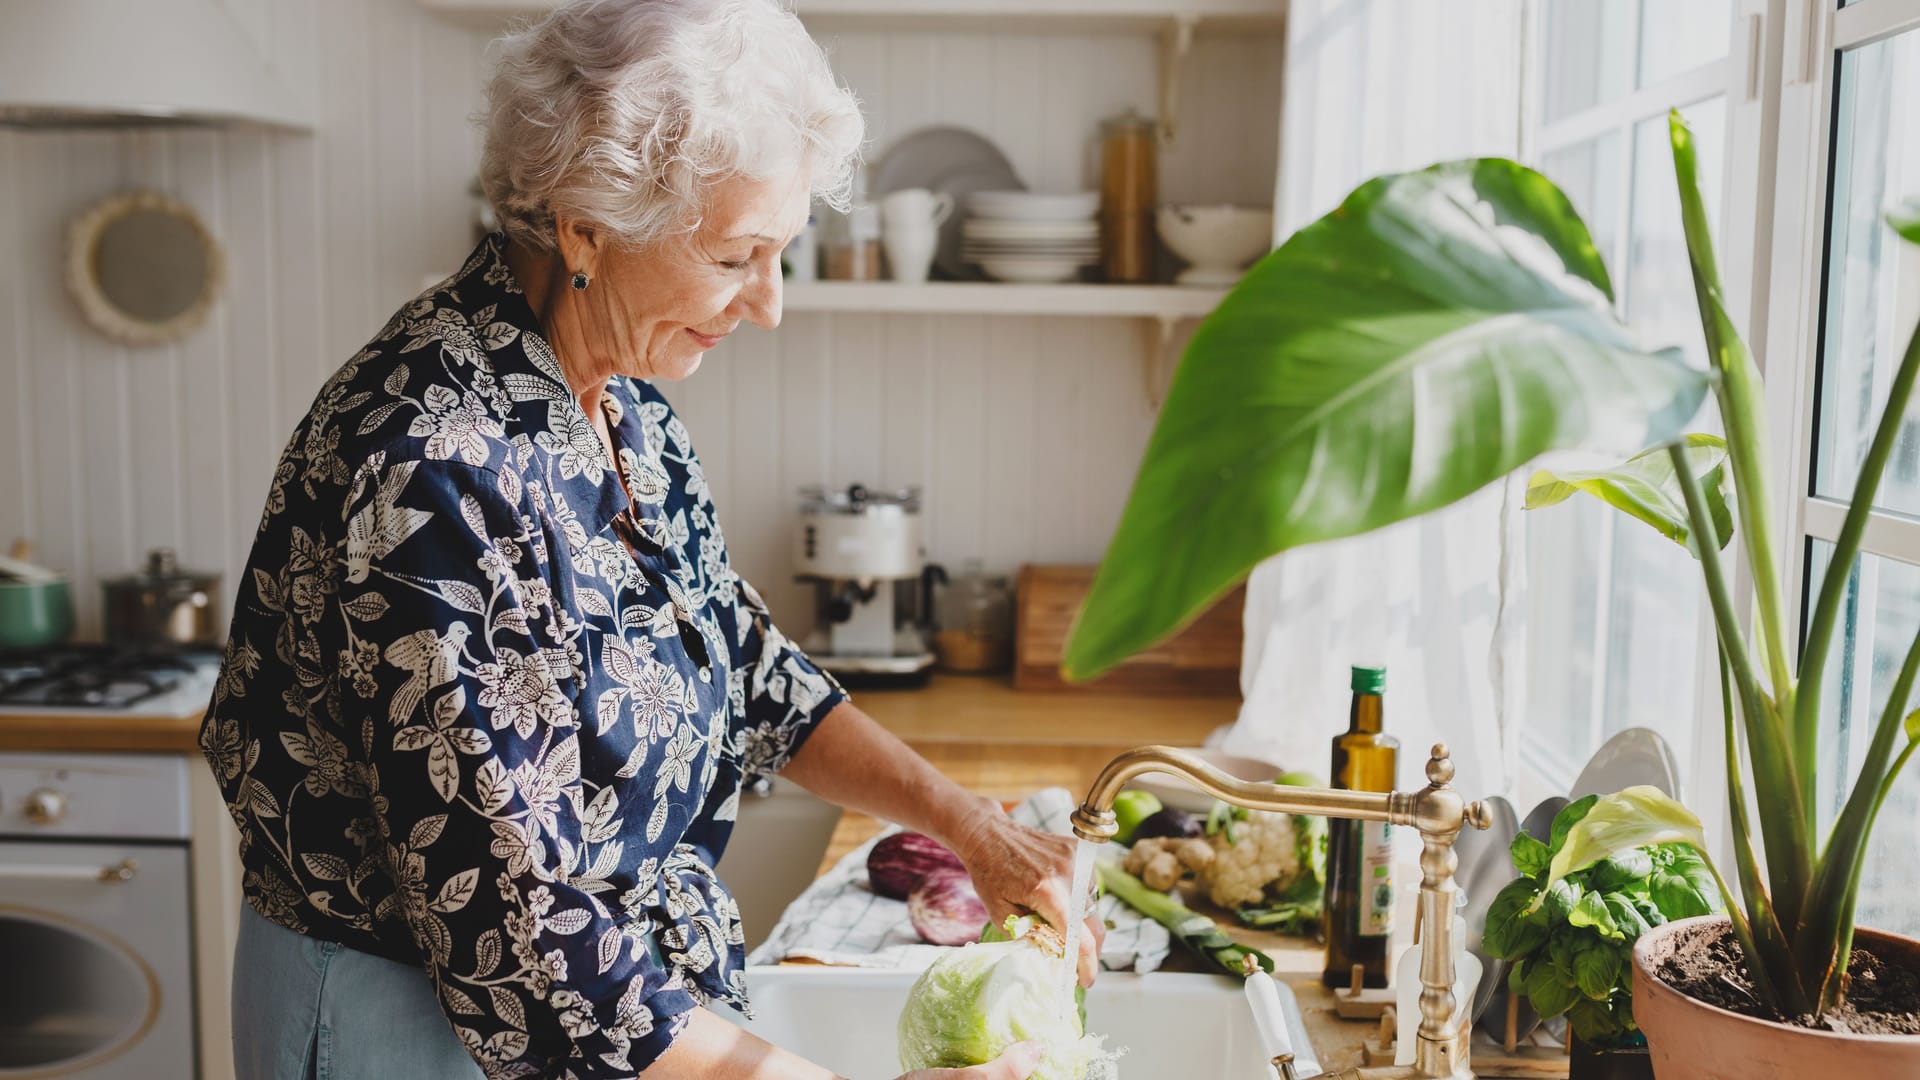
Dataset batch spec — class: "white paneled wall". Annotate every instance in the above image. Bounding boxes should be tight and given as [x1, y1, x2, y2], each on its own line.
[0, 1, 1283, 642]
[0, 0, 487, 639]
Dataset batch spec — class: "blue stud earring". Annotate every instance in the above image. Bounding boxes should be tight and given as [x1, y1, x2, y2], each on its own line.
[570, 271, 589, 290]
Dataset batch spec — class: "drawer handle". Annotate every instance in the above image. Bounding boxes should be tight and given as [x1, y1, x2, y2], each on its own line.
[0, 857, 140, 883]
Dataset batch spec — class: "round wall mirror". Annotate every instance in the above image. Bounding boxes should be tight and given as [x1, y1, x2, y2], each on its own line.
[66, 191, 225, 347]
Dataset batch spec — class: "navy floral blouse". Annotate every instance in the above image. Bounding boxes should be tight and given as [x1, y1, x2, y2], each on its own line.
[200, 234, 847, 1077]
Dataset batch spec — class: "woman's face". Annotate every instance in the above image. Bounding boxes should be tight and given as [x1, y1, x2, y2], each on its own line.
[564, 169, 812, 383]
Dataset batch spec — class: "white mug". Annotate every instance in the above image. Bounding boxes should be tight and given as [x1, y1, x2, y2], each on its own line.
[881, 190, 951, 282]
[883, 223, 939, 283]
[880, 187, 954, 228]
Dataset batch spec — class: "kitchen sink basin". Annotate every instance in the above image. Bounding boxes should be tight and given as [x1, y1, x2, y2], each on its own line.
[721, 966, 1322, 1077]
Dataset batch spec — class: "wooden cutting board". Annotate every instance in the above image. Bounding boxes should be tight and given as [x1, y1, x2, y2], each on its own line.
[1013, 564, 1243, 696]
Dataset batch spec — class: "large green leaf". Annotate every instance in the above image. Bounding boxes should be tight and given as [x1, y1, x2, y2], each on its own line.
[1062, 159, 1710, 680]
[1892, 200, 1920, 245]
[1526, 433, 1733, 552]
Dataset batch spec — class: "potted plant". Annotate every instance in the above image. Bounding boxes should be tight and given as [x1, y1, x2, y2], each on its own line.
[1483, 795, 1721, 1079]
[1062, 111, 1920, 1077]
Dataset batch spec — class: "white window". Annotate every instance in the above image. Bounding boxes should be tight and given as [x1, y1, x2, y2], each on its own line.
[1520, 0, 1736, 807]
[1769, 0, 1920, 936]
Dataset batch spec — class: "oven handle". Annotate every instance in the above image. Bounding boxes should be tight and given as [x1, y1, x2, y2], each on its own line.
[0, 857, 139, 883]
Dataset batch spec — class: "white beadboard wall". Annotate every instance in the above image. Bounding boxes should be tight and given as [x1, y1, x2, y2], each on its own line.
[0, 0, 1284, 641]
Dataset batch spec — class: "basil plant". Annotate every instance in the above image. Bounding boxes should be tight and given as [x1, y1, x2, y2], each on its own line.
[1484, 795, 1720, 1045]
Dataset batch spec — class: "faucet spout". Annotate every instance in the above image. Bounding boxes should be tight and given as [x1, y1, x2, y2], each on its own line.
[1073, 743, 1490, 1080]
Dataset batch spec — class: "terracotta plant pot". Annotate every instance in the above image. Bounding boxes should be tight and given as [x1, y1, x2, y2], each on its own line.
[1632, 914, 1920, 1079]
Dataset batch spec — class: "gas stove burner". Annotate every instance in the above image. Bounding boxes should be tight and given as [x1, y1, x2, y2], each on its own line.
[0, 644, 222, 710]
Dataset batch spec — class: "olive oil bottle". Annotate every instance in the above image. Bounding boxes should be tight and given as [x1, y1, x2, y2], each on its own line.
[1322, 664, 1399, 988]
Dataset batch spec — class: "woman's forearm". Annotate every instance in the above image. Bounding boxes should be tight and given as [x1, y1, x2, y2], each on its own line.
[779, 701, 1001, 858]
[643, 1008, 839, 1078]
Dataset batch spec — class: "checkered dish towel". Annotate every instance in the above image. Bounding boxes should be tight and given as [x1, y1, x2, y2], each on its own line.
[747, 786, 1171, 973]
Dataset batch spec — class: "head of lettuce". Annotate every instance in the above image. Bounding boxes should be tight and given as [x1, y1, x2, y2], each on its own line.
[897, 918, 1117, 1079]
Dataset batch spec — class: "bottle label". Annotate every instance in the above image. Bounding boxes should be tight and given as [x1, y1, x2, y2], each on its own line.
[1359, 819, 1394, 937]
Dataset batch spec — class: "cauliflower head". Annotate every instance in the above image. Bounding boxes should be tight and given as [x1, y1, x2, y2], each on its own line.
[1196, 809, 1311, 910]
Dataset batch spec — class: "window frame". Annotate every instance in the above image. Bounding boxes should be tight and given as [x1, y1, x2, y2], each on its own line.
[1769, 0, 1920, 600]
[1517, 0, 1749, 826]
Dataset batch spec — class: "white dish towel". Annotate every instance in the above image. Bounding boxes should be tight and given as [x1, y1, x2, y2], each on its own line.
[747, 786, 1171, 973]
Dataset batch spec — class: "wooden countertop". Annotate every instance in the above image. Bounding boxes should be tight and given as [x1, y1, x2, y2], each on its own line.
[0, 705, 207, 752]
[817, 674, 1237, 871]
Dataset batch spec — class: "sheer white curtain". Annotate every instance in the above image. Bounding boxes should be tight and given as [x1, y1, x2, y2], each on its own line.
[1213, 0, 1528, 799]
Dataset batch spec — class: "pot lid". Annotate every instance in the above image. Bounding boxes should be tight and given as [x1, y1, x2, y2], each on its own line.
[104, 548, 216, 589]
[798, 484, 922, 514]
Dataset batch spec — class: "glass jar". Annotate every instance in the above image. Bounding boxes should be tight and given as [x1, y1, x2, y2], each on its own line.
[823, 203, 882, 281]
[1098, 110, 1158, 283]
[933, 560, 1013, 674]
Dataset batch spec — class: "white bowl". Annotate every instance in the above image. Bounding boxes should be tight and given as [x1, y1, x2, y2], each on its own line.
[962, 220, 1100, 240]
[973, 256, 1088, 283]
[967, 189, 1101, 222]
[1157, 204, 1275, 285]
[1126, 749, 1288, 813]
[961, 242, 1101, 256]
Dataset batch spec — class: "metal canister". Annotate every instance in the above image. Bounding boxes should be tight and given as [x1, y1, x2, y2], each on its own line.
[102, 548, 221, 648]
[1098, 110, 1158, 283]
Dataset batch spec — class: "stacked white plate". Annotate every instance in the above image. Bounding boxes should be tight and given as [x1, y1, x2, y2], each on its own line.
[961, 190, 1101, 283]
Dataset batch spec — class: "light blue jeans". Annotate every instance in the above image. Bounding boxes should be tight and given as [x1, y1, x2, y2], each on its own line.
[231, 905, 484, 1079]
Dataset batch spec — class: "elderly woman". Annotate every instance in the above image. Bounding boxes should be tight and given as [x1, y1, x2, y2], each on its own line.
[198, 2, 1096, 1077]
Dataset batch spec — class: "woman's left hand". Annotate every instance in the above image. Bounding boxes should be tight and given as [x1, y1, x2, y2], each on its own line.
[949, 803, 1105, 987]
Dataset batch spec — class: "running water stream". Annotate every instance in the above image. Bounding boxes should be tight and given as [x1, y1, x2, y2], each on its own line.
[1060, 838, 1098, 1016]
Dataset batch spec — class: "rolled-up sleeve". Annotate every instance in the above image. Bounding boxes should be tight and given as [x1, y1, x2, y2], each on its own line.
[719, 572, 847, 775]
[344, 459, 691, 1076]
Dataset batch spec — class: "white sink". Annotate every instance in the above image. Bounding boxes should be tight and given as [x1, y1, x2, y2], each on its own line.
[722, 966, 1323, 1078]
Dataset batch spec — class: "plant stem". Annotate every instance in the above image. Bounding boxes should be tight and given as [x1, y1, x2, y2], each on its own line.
[1718, 646, 1808, 1013]
[1797, 320, 1920, 827]
[1800, 617, 1920, 1006]
[1671, 442, 1815, 931]
[1674, 444, 1764, 719]
[1704, 857, 1795, 1018]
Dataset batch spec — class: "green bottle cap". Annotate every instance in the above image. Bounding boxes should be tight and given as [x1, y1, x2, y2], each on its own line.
[1350, 665, 1386, 694]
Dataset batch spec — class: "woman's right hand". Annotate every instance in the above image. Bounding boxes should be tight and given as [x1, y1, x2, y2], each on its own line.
[897, 1041, 1042, 1080]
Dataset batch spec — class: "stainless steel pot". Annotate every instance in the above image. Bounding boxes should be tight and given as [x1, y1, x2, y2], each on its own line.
[102, 549, 220, 648]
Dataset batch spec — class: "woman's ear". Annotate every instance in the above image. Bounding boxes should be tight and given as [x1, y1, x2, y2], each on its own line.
[552, 213, 603, 279]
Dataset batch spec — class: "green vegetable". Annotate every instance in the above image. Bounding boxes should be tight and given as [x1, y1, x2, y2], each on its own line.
[1095, 860, 1275, 977]
[1111, 790, 1162, 846]
[897, 916, 1114, 1080]
[980, 917, 1085, 1027]
[1482, 796, 1722, 1048]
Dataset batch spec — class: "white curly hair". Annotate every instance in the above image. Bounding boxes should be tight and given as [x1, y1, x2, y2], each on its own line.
[480, 0, 865, 252]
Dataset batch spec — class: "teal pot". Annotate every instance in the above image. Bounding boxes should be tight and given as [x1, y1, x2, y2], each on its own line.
[1569, 1033, 1653, 1080]
[0, 577, 74, 649]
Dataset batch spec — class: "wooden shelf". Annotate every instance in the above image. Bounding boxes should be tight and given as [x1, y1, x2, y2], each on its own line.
[422, 0, 1287, 33]
[782, 280, 1227, 319]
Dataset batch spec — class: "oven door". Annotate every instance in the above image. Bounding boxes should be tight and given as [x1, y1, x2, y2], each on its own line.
[0, 842, 194, 1078]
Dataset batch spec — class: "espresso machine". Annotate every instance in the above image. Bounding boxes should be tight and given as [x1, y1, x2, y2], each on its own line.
[793, 484, 940, 687]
